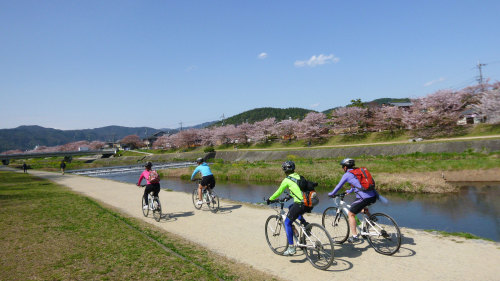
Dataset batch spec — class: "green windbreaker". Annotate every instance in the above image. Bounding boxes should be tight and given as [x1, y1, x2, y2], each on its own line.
[269, 173, 304, 203]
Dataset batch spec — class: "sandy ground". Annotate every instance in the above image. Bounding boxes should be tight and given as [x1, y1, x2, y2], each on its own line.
[11, 168, 500, 281]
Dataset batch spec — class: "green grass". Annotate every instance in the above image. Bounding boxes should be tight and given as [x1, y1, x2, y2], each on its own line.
[0, 172, 276, 281]
[424, 229, 493, 241]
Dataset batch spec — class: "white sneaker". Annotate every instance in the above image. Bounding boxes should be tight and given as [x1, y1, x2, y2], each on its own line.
[196, 200, 203, 206]
[143, 205, 148, 210]
[283, 246, 296, 256]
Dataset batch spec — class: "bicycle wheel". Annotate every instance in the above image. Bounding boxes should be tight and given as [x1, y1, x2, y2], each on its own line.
[322, 207, 349, 244]
[142, 196, 149, 217]
[192, 189, 202, 210]
[303, 223, 335, 270]
[208, 190, 219, 213]
[153, 197, 162, 222]
[366, 213, 401, 255]
[264, 215, 288, 255]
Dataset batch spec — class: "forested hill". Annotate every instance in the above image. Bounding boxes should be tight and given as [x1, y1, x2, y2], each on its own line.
[0, 125, 160, 153]
[214, 107, 314, 126]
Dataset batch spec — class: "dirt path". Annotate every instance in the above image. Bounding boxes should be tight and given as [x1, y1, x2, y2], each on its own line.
[19, 169, 500, 280]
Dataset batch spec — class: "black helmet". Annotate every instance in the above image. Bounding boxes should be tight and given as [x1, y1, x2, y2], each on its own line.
[196, 157, 203, 164]
[145, 161, 153, 168]
[282, 161, 295, 173]
[340, 158, 355, 168]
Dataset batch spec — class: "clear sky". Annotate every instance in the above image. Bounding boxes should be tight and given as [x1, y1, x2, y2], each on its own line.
[1, 0, 499, 130]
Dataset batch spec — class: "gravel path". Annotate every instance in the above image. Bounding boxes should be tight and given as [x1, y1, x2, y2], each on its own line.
[19, 169, 500, 281]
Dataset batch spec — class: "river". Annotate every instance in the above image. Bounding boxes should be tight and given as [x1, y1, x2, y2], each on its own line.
[94, 171, 500, 242]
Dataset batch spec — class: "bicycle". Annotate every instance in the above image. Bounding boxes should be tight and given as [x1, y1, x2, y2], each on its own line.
[192, 179, 219, 213]
[140, 185, 162, 222]
[264, 193, 335, 270]
[322, 193, 401, 255]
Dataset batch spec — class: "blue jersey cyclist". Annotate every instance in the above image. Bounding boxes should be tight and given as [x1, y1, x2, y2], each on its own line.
[328, 158, 377, 243]
[191, 157, 216, 207]
[267, 160, 310, 256]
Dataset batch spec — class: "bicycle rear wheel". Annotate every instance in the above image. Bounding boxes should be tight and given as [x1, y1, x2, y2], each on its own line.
[264, 215, 288, 255]
[366, 213, 401, 255]
[192, 189, 202, 209]
[322, 207, 349, 244]
[142, 196, 149, 217]
[303, 223, 335, 270]
[153, 197, 162, 222]
[208, 190, 219, 213]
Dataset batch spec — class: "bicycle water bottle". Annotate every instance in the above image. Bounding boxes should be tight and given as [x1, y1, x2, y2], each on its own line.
[355, 216, 361, 226]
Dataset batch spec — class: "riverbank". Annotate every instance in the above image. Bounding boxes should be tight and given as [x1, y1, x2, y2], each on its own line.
[0, 171, 279, 281]
[12, 168, 500, 281]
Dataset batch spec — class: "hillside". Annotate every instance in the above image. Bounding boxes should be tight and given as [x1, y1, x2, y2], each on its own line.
[0, 125, 161, 153]
[214, 107, 314, 126]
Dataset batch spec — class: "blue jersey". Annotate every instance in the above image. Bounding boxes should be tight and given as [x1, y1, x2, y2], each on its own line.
[191, 163, 213, 180]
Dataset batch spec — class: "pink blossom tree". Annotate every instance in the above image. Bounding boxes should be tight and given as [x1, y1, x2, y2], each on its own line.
[331, 106, 368, 134]
[247, 118, 276, 143]
[120, 135, 144, 149]
[478, 88, 500, 124]
[275, 119, 300, 141]
[372, 106, 404, 132]
[295, 112, 328, 141]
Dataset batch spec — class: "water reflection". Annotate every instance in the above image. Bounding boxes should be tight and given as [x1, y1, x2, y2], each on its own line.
[97, 172, 500, 241]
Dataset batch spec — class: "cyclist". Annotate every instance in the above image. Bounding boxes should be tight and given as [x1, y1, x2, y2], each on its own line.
[267, 160, 310, 256]
[328, 158, 377, 243]
[137, 162, 160, 210]
[191, 157, 216, 207]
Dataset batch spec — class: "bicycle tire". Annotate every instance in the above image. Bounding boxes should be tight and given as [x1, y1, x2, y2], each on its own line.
[142, 196, 149, 217]
[153, 197, 162, 222]
[208, 190, 219, 213]
[264, 215, 288, 255]
[192, 189, 202, 210]
[303, 223, 335, 270]
[322, 207, 349, 244]
[366, 213, 401, 255]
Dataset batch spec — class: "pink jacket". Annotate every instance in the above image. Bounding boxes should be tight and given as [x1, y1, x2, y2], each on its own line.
[137, 170, 152, 185]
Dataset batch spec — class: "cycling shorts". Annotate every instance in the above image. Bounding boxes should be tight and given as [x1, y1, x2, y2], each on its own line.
[287, 203, 311, 221]
[349, 196, 376, 214]
[201, 175, 216, 189]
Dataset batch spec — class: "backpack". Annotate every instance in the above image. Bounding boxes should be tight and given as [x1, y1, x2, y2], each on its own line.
[348, 167, 375, 191]
[148, 170, 160, 184]
[287, 175, 319, 208]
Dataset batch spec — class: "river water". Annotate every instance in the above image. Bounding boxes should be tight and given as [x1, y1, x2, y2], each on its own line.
[95, 172, 500, 242]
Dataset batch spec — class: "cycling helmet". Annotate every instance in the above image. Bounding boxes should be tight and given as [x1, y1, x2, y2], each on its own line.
[281, 161, 295, 173]
[340, 158, 355, 168]
[145, 161, 153, 168]
[196, 157, 203, 164]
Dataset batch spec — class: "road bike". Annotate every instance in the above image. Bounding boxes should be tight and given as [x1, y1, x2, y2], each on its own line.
[192, 179, 219, 213]
[264, 193, 335, 270]
[140, 185, 162, 222]
[322, 193, 401, 255]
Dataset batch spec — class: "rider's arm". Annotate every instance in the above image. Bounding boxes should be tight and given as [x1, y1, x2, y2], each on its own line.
[137, 171, 146, 185]
[329, 173, 351, 195]
[190, 166, 200, 180]
[269, 179, 289, 201]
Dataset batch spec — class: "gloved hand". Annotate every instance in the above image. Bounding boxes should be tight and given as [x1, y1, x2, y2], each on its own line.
[266, 199, 273, 205]
[328, 191, 335, 197]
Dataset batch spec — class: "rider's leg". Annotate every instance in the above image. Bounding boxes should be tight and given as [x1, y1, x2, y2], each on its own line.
[347, 211, 358, 236]
[198, 184, 204, 201]
[284, 217, 294, 245]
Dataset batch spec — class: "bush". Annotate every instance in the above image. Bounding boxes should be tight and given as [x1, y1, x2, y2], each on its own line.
[204, 146, 215, 153]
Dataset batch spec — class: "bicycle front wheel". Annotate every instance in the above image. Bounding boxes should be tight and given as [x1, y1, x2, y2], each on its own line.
[153, 197, 162, 222]
[303, 223, 335, 270]
[208, 191, 219, 213]
[366, 213, 401, 255]
[142, 196, 149, 217]
[264, 215, 288, 255]
[192, 189, 202, 210]
[322, 207, 349, 244]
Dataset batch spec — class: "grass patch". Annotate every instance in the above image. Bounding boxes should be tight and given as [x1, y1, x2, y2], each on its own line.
[0, 171, 278, 281]
[424, 229, 493, 241]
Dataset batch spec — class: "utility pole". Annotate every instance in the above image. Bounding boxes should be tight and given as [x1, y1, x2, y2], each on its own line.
[476, 61, 487, 91]
[220, 114, 225, 126]
[179, 122, 183, 131]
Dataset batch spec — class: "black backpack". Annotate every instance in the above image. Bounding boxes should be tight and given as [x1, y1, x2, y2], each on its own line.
[287, 175, 319, 208]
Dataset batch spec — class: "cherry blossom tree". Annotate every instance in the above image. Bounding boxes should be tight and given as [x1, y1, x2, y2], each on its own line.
[331, 106, 368, 134]
[89, 141, 106, 150]
[478, 88, 500, 124]
[295, 112, 328, 141]
[120, 135, 144, 149]
[247, 118, 276, 143]
[1, 149, 23, 155]
[372, 106, 404, 132]
[275, 119, 300, 141]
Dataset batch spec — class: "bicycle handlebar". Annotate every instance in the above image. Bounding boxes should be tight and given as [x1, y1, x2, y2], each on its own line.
[264, 192, 292, 205]
[330, 192, 347, 199]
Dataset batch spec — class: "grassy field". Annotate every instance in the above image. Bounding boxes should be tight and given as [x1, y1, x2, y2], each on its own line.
[0, 171, 278, 281]
[166, 150, 500, 193]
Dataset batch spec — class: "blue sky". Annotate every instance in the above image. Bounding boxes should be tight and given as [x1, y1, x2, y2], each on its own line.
[1, 0, 499, 130]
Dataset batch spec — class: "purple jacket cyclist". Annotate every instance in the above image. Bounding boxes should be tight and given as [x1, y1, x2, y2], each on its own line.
[328, 158, 377, 243]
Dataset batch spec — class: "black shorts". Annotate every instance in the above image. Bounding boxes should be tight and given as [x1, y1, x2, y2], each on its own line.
[287, 203, 311, 221]
[349, 196, 377, 214]
[201, 175, 216, 189]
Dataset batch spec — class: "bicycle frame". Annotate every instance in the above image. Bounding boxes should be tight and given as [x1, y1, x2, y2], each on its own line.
[332, 195, 384, 238]
[270, 199, 319, 249]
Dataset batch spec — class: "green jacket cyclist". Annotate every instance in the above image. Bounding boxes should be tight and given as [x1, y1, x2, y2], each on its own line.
[267, 160, 310, 256]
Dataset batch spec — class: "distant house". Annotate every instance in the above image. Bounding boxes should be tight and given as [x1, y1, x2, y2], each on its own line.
[457, 109, 483, 125]
[143, 131, 169, 148]
[388, 102, 413, 109]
